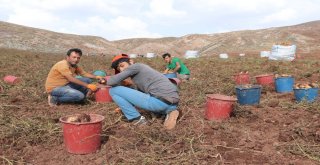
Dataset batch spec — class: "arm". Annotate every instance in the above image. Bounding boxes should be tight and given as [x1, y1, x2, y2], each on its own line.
[82, 73, 98, 79]
[163, 68, 170, 74]
[58, 65, 97, 91]
[107, 65, 138, 86]
[65, 74, 90, 87]
[172, 62, 181, 73]
[65, 74, 98, 91]
[76, 67, 102, 79]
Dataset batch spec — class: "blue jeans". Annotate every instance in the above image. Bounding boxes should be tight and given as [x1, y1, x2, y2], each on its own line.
[109, 86, 178, 120]
[51, 77, 92, 104]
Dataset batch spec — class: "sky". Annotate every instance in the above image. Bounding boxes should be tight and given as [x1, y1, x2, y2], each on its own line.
[0, 0, 320, 41]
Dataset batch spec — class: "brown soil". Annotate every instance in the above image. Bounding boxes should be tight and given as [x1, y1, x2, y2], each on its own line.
[0, 49, 319, 164]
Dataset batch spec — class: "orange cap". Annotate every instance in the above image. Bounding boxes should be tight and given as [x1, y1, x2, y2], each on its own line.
[112, 54, 129, 63]
[111, 54, 129, 74]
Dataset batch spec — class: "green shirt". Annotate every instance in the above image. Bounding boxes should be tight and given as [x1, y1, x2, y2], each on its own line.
[167, 57, 190, 75]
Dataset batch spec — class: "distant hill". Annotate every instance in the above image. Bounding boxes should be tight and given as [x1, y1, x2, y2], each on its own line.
[1, 20, 320, 56]
[0, 21, 120, 55]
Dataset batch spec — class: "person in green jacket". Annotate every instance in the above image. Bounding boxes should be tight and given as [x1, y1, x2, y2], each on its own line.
[162, 53, 190, 81]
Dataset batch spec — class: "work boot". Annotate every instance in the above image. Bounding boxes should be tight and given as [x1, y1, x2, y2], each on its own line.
[164, 110, 179, 130]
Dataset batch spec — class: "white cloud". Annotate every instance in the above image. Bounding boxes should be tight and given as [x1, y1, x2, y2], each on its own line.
[186, 0, 291, 11]
[8, 6, 60, 27]
[146, 0, 186, 18]
[1, 0, 160, 40]
[1, 0, 320, 40]
[98, 16, 162, 39]
[59, 16, 161, 40]
[261, 9, 296, 24]
[110, 16, 147, 31]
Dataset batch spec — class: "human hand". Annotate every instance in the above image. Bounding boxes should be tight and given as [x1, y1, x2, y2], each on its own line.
[98, 78, 107, 84]
[87, 84, 98, 92]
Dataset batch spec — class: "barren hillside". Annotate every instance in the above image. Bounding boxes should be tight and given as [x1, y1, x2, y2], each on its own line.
[1, 20, 320, 56]
[0, 21, 120, 55]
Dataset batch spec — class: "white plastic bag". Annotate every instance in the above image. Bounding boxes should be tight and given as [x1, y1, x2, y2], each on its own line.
[146, 53, 155, 58]
[269, 45, 296, 61]
[219, 53, 228, 59]
[184, 50, 199, 59]
[129, 54, 137, 58]
[260, 51, 270, 57]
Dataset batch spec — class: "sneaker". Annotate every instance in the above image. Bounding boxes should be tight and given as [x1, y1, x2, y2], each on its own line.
[48, 95, 58, 107]
[132, 116, 148, 125]
[164, 110, 179, 130]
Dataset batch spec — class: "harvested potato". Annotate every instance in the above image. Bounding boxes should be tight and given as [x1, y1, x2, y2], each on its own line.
[294, 83, 318, 89]
[78, 113, 91, 122]
[66, 116, 80, 123]
[275, 74, 291, 78]
[242, 84, 252, 88]
[66, 113, 91, 123]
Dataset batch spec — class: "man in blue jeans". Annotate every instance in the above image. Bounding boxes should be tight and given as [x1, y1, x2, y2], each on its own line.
[45, 48, 101, 107]
[106, 54, 180, 130]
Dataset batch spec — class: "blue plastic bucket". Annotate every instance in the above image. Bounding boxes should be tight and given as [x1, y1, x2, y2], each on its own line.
[92, 70, 107, 77]
[294, 88, 319, 102]
[275, 77, 294, 93]
[236, 85, 262, 105]
[164, 73, 177, 78]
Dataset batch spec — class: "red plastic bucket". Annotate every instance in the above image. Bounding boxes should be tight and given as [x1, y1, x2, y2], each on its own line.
[255, 74, 274, 86]
[59, 114, 105, 154]
[234, 73, 250, 85]
[3, 75, 21, 84]
[205, 94, 237, 121]
[95, 86, 112, 103]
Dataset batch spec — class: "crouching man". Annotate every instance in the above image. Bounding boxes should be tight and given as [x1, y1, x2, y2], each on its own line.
[107, 54, 180, 130]
[45, 48, 102, 106]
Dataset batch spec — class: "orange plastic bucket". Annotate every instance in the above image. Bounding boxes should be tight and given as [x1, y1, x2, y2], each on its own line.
[95, 86, 112, 103]
[234, 73, 250, 85]
[3, 75, 21, 84]
[255, 74, 274, 86]
[59, 114, 105, 154]
[205, 94, 237, 121]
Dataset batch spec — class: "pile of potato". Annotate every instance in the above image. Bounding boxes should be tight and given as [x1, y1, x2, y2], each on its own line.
[275, 41, 291, 46]
[294, 83, 319, 89]
[241, 84, 253, 88]
[66, 113, 91, 123]
[275, 74, 292, 78]
[238, 71, 249, 74]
